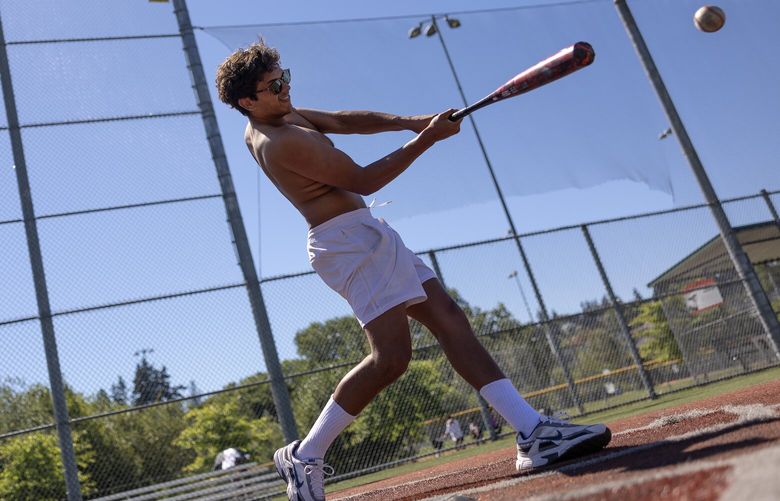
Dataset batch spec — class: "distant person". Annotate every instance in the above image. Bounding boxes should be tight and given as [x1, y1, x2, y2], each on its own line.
[431, 433, 445, 458]
[469, 420, 483, 445]
[445, 416, 465, 450]
[212, 450, 224, 472]
[216, 39, 611, 501]
[488, 410, 503, 436]
[213, 447, 250, 471]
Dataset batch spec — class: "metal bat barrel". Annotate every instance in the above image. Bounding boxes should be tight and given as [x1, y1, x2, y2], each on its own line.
[450, 42, 595, 121]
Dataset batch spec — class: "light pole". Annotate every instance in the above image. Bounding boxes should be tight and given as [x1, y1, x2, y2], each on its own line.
[410, 14, 584, 414]
[508, 270, 536, 324]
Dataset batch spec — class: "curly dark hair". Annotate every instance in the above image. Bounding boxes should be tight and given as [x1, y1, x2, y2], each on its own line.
[215, 40, 280, 116]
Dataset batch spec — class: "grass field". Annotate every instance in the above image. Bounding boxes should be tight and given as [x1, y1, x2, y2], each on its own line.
[321, 365, 780, 495]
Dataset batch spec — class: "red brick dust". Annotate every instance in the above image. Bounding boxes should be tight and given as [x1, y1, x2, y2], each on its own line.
[330, 378, 780, 501]
[573, 467, 732, 501]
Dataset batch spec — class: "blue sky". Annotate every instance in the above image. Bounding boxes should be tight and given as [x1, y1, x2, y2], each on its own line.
[190, 0, 780, 275]
[1, 0, 779, 396]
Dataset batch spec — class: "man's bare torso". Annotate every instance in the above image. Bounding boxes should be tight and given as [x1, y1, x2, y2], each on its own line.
[245, 111, 366, 229]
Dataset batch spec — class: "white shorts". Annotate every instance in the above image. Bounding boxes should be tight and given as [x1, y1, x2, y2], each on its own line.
[307, 208, 437, 327]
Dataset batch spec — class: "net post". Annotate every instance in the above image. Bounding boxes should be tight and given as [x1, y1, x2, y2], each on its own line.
[581, 224, 656, 399]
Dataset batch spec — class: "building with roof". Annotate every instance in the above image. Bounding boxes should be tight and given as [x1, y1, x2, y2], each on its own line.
[646, 221, 780, 380]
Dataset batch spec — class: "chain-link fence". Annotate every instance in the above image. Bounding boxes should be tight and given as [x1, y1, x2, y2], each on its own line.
[256, 190, 780, 495]
[2, 0, 780, 500]
[0, 1, 272, 499]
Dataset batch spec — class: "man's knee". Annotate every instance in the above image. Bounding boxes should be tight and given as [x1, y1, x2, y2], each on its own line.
[372, 349, 411, 382]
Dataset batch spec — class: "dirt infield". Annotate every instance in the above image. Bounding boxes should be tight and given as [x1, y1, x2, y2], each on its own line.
[331, 379, 780, 501]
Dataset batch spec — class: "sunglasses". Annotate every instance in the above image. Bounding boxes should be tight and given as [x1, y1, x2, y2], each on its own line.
[257, 68, 291, 95]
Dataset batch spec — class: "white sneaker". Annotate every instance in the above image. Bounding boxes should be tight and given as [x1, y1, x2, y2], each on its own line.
[273, 440, 334, 501]
[516, 416, 611, 471]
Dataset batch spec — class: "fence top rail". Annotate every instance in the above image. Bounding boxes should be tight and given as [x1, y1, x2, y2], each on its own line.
[258, 187, 778, 281]
[196, 1, 605, 31]
[6, 33, 181, 46]
[0, 110, 201, 131]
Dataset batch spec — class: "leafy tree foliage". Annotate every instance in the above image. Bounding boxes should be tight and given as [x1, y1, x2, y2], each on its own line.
[630, 300, 682, 362]
[0, 432, 95, 501]
[131, 355, 185, 406]
[174, 400, 281, 472]
[294, 316, 367, 363]
[110, 376, 128, 405]
[0, 379, 53, 434]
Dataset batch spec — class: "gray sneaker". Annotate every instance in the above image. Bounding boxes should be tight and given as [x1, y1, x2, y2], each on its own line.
[273, 440, 334, 501]
[516, 416, 611, 471]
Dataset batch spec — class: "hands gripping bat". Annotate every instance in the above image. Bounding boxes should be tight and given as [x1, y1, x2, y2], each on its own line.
[449, 42, 595, 121]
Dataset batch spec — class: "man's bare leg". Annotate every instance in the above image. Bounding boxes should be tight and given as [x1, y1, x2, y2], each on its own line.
[296, 303, 412, 459]
[407, 279, 541, 437]
[332, 302, 412, 414]
[407, 279, 504, 388]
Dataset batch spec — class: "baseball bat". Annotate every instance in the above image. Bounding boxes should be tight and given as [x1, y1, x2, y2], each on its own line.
[449, 42, 595, 121]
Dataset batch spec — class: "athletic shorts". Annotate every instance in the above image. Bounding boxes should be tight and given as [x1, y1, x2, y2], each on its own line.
[307, 208, 437, 327]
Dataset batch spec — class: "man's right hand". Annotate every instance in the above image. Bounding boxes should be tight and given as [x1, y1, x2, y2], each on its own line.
[423, 108, 462, 141]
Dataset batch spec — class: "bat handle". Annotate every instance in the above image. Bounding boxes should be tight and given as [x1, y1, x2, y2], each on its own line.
[449, 109, 466, 121]
[449, 95, 491, 121]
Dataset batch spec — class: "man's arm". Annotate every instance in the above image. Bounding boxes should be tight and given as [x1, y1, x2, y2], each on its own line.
[295, 108, 435, 135]
[267, 109, 460, 196]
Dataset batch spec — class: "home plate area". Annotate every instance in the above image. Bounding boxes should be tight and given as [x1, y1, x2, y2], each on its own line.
[330, 379, 780, 501]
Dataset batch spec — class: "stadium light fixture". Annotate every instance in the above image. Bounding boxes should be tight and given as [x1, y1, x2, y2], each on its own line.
[409, 15, 459, 40]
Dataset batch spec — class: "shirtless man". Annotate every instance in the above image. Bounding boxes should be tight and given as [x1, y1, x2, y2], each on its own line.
[216, 41, 611, 501]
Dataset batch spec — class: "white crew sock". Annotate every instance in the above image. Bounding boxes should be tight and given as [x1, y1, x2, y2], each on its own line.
[296, 396, 356, 460]
[479, 378, 541, 438]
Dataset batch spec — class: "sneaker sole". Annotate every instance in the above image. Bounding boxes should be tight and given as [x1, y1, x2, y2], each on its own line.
[273, 447, 287, 482]
[557, 426, 611, 463]
[516, 426, 612, 471]
[274, 447, 297, 500]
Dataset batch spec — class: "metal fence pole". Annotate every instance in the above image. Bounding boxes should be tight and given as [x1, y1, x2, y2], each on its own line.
[427, 252, 498, 441]
[581, 225, 656, 399]
[614, 0, 780, 361]
[0, 14, 83, 501]
[512, 240, 584, 414]
[433, 17, 583, 414]
[761, 189, 780, 228]
[508, 270, 536, 324]
[171, 0, 299, 442]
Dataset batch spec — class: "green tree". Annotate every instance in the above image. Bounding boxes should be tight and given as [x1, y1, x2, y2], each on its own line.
[132, 355, 185, 406]
[112, 405, 191, 482]
[630, 300, 682, 362]
[75, 418, 139, 497]
[0, 432, 95, 501]
[174, 400, 280, 472]
[294, 316, 367, 363]
[110, 376, 129, 405]
[0, 380, 52, 434]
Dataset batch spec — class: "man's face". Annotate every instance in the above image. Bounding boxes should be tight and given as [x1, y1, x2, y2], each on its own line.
[253, 66, 292, 114]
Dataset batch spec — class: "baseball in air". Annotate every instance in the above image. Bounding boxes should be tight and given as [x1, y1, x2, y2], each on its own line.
[694, 5, 726, 32]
